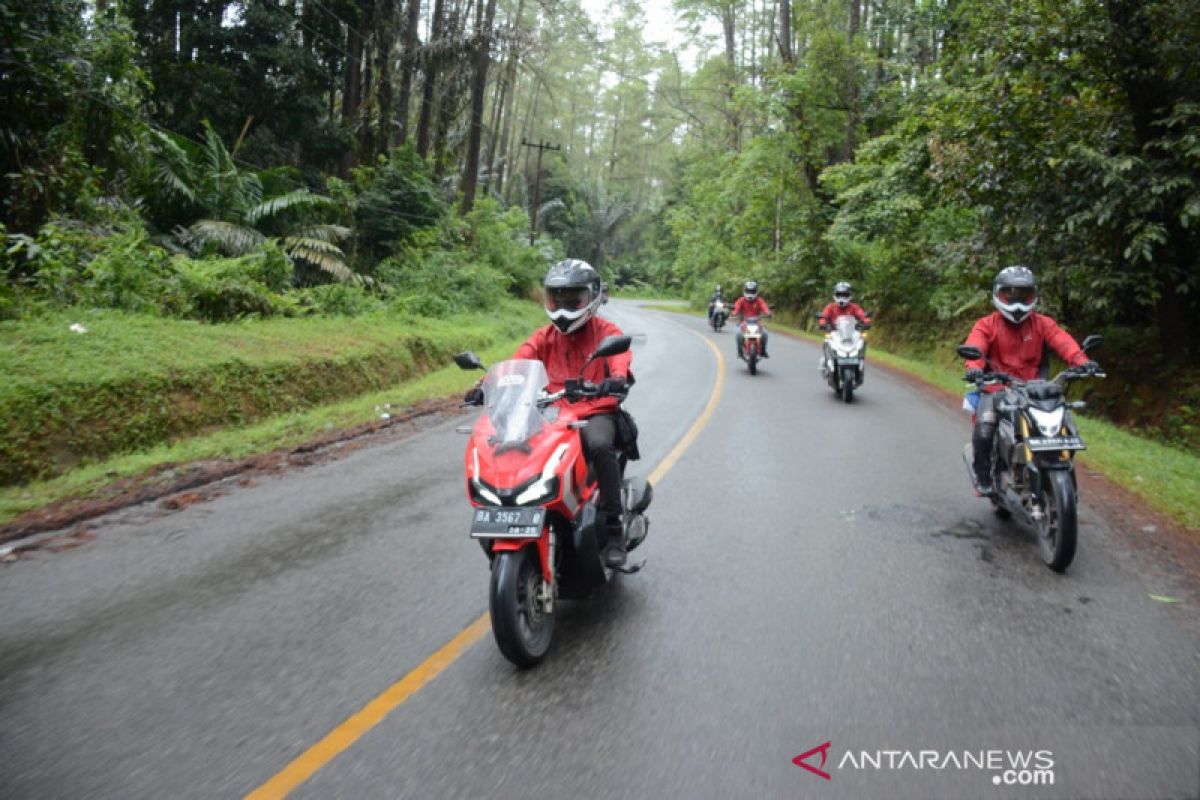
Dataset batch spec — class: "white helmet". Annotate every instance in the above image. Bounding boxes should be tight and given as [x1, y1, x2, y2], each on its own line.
[834, 281, 852, 307]
[544, 259, 603, 334]
[992, 265, 1037, 324]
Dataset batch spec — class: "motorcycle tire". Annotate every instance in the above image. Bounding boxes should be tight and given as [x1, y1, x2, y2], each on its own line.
[1037, 470, 1077, 573]
[748, 354, 757, 375]
[489, 548, 554, 667]
[840, 366, 855, 402]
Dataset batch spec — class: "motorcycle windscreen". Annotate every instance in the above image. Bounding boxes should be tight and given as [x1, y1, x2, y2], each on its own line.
[481, 359, 550, 446]
[834, 315, 859, 346]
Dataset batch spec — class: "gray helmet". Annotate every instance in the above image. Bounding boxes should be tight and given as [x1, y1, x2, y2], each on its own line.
[743, 280, 759, 299]
[544, 259, 602, 334]
[992, 265, 1037, 323]
[834, 281, 853, 307]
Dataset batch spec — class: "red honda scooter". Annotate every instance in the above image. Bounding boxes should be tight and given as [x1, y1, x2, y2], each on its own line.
[453, 335, 652, 668]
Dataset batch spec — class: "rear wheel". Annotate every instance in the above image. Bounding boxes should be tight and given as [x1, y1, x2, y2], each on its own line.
[489, 548, 554, 667]
[840, 366, 854, 402]
[1037, 470, 1077, 572]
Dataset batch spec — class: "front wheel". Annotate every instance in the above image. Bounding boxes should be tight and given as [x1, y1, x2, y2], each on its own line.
[489, 548, 554, 667]
[748, 353, 758, 375]
[1037, 470, 1077, 572]
[840, 366, 855, 402]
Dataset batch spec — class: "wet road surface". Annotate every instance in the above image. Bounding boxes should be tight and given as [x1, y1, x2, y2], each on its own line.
[1, 301, 1197, 799]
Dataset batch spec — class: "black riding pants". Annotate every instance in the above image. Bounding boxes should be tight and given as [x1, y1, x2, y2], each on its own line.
[580, 413, 623, 522]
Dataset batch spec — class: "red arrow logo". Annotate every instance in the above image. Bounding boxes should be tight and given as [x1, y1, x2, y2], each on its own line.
[792, 741, 832, 780]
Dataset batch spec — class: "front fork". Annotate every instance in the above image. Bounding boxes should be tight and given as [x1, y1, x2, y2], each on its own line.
[492, 526, 555, 613]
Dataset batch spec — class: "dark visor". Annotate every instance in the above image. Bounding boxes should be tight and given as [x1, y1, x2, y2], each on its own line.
[998, 286, 1035, 304]
[547, 287, 588, 311]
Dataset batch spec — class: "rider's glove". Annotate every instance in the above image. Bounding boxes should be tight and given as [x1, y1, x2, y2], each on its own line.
[964, 368, 984, 383]
[463, 384, 484, 405]
[598, 376, 628, 397]
[1081, 360, 1101, 375]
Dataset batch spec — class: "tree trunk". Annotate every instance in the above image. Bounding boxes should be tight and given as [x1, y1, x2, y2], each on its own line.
[492, 15, 522, 197]
[778, 0, 793, 65]
[340, 16, 365, 175]
[395, 0, 421, 144]
[460, 0, 499, 212]
[374, 0, 396, 156]
[722, 3, 739, 149]
[416, 0, 445, 158]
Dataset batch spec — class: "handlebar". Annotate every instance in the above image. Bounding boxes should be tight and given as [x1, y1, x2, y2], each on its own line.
[537, 380, 627, 406]
[962, 367, 1105, 387]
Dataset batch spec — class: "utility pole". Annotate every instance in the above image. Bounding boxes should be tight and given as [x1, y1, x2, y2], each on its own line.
[521, 138, 561, 245]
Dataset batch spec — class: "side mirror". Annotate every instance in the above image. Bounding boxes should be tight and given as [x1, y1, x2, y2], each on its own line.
[1081, 334, 1103, 353]
[591, 335, 632, 359]
[453, 351, 485, 371]
[957, 345, 984, 361]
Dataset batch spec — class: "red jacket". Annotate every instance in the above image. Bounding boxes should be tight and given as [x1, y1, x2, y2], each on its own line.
[819, 302, 871, 327]
[964, 312, 1088, 391]
[513, 316, 632, 417]
[732, 297, 771, 318]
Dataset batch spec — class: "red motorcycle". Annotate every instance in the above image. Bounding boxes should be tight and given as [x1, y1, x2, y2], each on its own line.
[453, 336, 652, 667]
[736, 315, 767, 375]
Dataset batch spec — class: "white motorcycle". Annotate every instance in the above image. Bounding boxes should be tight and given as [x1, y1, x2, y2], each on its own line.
[820, 315, 869, 402]
[709, 299, 728, 332]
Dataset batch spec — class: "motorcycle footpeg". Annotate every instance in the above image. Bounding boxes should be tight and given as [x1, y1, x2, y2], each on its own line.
[611, 559, 645, 575]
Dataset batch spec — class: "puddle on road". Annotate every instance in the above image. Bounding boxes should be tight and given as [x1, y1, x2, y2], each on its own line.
[932, 518, 989, 540]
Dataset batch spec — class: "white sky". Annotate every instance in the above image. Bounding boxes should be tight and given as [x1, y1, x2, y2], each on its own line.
[579, 0, 718, 72]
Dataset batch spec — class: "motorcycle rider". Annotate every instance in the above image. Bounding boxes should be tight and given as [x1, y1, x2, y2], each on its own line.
[466, 259, 633, 567]
[963, 266, 1100, 496]
[818, 282, 872, 330]
[707, 284, 725, 323]
[731, 280, 772, 358]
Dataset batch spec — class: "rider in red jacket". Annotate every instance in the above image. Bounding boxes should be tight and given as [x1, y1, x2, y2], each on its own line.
[818, 282, 872, 329]
[964, 266, 1099, 496]
[474, 259, 633, 566]
[731, 280, 772, 358]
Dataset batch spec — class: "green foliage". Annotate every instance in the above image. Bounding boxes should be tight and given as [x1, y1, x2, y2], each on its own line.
[350, 147, 446, 265]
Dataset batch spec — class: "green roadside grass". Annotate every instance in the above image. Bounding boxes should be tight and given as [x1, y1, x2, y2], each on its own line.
[644, 303, 1200, 531]
[0, 301, 542, 524]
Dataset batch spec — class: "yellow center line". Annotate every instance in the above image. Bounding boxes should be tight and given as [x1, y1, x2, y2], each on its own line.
[245, 321, 725, 800]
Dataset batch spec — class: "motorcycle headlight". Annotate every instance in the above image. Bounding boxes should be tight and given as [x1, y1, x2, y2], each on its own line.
[470, 448, 502, 505]
[515, 442, 570, 506]
[515, 475, 559, 506]
[1028, 407, 1065, 438]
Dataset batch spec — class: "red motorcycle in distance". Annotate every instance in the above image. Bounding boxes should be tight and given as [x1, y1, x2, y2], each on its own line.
[454, 335, 652, 667]
[736, 315, 768, 375]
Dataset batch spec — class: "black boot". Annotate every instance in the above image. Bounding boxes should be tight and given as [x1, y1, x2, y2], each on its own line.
[601, 516, 627, 567]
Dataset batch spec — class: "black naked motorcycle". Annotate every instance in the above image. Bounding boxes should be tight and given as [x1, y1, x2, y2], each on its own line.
[957, 336, 1104, 572]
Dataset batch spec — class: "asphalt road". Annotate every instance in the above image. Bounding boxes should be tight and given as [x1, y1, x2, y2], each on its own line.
[1, 300, 1197, 799]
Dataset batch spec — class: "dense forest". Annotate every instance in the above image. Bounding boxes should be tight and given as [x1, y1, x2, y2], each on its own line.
[2, 0, 1198, 443]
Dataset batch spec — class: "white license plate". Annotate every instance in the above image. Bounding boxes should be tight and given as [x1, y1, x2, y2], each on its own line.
[469, 507, 545, 538]
[1027, 436, 1085, 452]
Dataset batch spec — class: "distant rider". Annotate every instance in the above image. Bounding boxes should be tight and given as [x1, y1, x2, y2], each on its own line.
[707, 284, 725, 322]
[731, 280, 771, 358]
[818, 282, 872, 330]
[962, 266, 1100, 496]
[466, 259, 633, 566]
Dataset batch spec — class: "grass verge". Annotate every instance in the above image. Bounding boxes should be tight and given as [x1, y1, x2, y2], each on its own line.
[647, 304, 1200, 531]
[0, 303, 541, 524]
